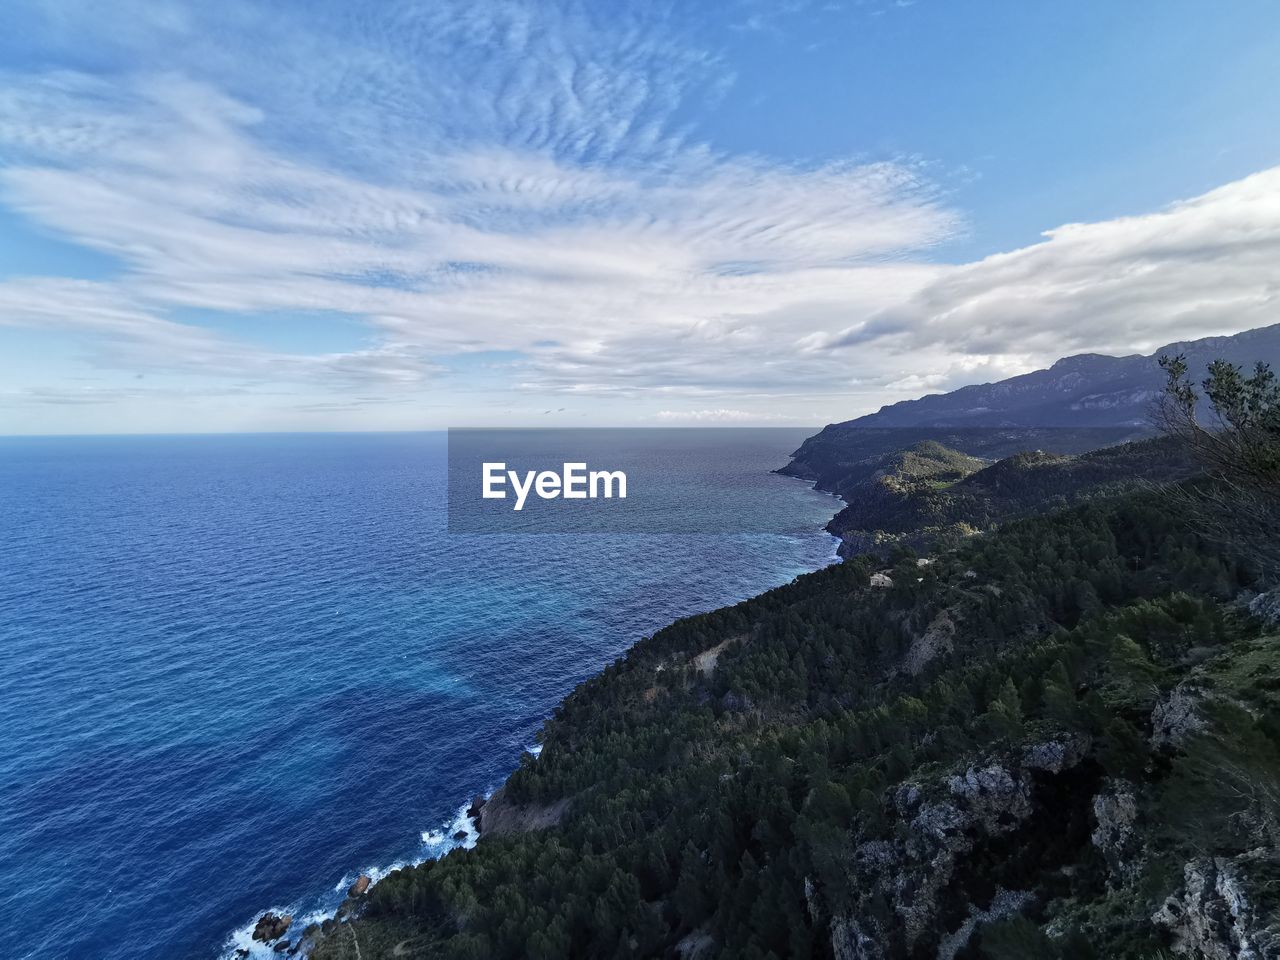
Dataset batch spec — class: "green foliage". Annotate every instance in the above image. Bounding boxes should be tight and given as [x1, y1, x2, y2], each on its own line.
[314, 369, 1280, 958]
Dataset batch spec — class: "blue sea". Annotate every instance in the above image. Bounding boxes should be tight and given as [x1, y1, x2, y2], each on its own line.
[0, 431, 838, 960]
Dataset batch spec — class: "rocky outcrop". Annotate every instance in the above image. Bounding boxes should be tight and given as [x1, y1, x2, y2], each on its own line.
[252, 912, 292, 943]
[935, 888, 1035, 960]
[1151, 682, 1209, 750]
[829, 737, 1092, 960]
[1249, 587, 1280, 628]
[1154, 849, 1280, 959]
[902, 608, 955, 675]
[347, 874, 371, 898]
[1091, 779, 1143, 886]
[476, 784, 570, 837]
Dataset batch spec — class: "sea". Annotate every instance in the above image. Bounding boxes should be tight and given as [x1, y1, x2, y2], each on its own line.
[0, 430, 839, 960]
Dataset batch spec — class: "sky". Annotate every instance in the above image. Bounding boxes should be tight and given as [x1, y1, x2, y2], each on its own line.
[1, 0, 1279, 434]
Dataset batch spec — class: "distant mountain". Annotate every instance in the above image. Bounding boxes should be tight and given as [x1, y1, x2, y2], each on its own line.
[781, 323, 1280, 493]
[849, 323, 1280, 429]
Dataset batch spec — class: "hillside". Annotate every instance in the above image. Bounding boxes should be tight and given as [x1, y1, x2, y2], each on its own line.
[827, 436, 1199, 559]
[299, 474, 1278, 960]
[286, 354, 1280, 960]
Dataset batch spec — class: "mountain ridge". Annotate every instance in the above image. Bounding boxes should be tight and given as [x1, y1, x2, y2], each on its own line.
[845, 323, 1280, 430]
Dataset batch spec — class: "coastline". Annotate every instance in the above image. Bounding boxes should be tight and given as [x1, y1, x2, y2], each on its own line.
[222, 469, 843, 959]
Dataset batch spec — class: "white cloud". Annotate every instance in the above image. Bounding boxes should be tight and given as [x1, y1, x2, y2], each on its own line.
[654, 408, 798, 423]
[2, 1, 1278, 432]
[0, 64, 958, 412]
[812, 167, 1280, 362]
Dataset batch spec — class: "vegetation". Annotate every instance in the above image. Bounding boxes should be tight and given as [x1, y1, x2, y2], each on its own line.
[825, 436, 1197, 557]
[307, 357, 1280, 960]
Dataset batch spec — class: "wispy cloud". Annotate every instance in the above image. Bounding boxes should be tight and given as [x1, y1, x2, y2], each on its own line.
[1, 0, 1277, 432]
[0, 7, 960, 420]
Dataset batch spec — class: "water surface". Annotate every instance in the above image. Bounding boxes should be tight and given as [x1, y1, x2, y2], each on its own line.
[0, 431, 837, 959]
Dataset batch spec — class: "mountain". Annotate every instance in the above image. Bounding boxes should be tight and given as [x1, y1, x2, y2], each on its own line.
[781, 324, 1280, 495]
[846, 323, 1280, 430]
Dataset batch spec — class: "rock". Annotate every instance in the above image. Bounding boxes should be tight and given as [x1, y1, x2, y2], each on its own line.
[1091, 779, 1143, 886]
[320, 918, 337, 935]
[251, 912, 292, 943]
[476, 784, 570, 837]
[467, 794, 486, 825]
[831, 745, 1093, 960]
[348, 874, 371, 897]
[1151, 682, 1209, 750]
[1154, 849, 1280, 959]
[1248, 587, 1280, 628]
[234, 950, 249, 959]
[902, 609, 955, 676]
[831, 913, 886, 960]
[892, 783, 922, 815]
[294, 924, 321, 954]
[936, 888, 1036, 960]
[870, 572, 894, 588]
[273, 941, 290, 953]
[453, 830, 469, 841]
[1023, 735, 1090, 773]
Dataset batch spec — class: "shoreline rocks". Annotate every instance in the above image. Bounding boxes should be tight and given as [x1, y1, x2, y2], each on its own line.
[251, 912, 292, 943]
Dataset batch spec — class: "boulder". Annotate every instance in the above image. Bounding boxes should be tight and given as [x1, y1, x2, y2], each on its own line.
[347, 874, 371, 898]
[453, 830, 469, 841]
[251, 912, 292, 943]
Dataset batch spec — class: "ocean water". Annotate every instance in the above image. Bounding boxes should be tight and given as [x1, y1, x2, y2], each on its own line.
[0, 431, 838, 960]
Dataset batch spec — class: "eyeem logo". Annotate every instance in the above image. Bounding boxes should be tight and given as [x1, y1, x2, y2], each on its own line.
[482, 462, 628, 511]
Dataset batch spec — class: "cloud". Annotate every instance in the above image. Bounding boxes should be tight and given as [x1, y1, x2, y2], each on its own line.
[654, 408, 798, 422]
[0, 52, 958, 408]
[811, 167, 1280, 361]
[2, 0, 1278, 432]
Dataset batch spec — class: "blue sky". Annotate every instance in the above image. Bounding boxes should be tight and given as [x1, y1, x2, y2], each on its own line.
[1, 0, 1278, 433]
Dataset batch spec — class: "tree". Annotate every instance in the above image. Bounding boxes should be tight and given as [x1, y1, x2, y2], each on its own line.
[1156, 353, 1280, 569]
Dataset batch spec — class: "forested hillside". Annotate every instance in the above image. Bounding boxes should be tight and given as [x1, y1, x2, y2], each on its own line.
[826, 436, 1199, 558]
[298, 357, 1280, 960]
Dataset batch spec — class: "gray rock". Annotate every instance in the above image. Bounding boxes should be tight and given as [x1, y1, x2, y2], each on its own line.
[832, 744, 1087, 959]
[1091, 779, 1143, 886]
[1154, 849, 1280, 959]
[1023, 735, 1090, 773]
[1248, 587, 1280, 628]
[1151, 682, 1209, 749]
